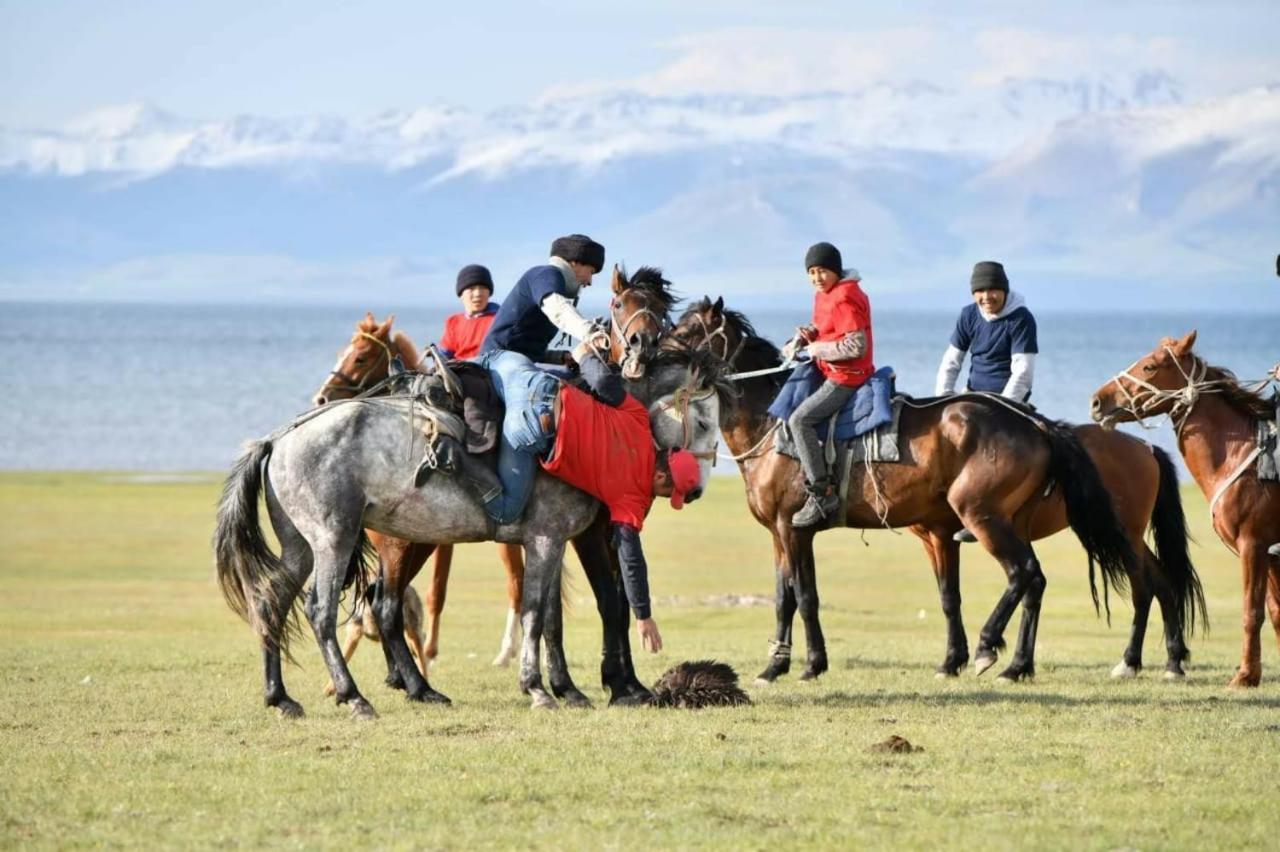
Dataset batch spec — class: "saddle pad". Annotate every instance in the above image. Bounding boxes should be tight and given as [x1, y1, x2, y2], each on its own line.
[774, 397, 905, 466]
[768, 363, 896, 441]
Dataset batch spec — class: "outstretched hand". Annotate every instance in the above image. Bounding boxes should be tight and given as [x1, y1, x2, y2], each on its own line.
[636, 617, 663, 653]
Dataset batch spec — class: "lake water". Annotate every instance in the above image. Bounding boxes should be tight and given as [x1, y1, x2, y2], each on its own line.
[1, 301, 1275, 473]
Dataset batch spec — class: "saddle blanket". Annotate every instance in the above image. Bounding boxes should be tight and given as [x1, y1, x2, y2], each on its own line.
[768, 362, 897, 441]
[774, 397, 905, 466]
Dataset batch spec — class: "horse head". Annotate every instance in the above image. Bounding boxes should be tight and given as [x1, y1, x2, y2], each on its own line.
[313, 312, 420, 406]
[668, 295, 751, 367]
[609, 265, 679, 380]
[626, 347, 736, 504]
[1091, 330, 1202, 429]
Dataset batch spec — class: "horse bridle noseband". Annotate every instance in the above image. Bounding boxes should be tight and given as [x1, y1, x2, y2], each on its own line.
[326, 332, 393, 396]
[610, 292, 669, 367]
[649, 368, 719, 465]
[687, 310, 745, 369]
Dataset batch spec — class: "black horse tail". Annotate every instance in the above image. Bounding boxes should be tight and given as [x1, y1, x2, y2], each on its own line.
[1149, 445, 1208, 640]
[1042, 420, 1135, 621]
[213, 439, 303, 658]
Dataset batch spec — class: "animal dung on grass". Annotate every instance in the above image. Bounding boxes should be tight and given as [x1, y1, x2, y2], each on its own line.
[869, 735, 923, 754]
[650, 660, 752, 709]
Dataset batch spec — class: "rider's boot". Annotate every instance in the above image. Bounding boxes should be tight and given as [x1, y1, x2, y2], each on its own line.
[1268, 542, 1280, 557]
[792, 478, 839, 528]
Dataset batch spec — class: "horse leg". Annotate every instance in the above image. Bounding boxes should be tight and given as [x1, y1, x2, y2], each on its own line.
[756, 534, 796, 684]
[323, 619, 364, 696]
[262, 645, 304, 718]
[376, 541, 433, 691]
[956, 510, 1036, 678]
[997, 543, 1046, 682]
[423, 544, 452, 666]
[544, 559, 592, 709]
[1113, 546, 1154, 679]
[785, 527, 827, 681]
[306, 539, 378, 719]
[921, 527, 969, 677]
[1266, 565, 1280, 655]
[374, 571, 450, 705]
[492, 542, 524, 666]
[1147, 548, 1191, 679]
[1228, 542, 1268, 688]
[261, 489, 312, 717]
[520, 537, 561, 710]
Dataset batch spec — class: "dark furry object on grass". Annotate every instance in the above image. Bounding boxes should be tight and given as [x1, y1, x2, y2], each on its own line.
[651, 660, 752, 708]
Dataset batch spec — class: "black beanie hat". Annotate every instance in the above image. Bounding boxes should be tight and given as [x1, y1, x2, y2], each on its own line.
[550, 234, 605, 273]
[804, 242, 843, 275]
[970, 261, 1009, 292]
[455, 264, 494, 296]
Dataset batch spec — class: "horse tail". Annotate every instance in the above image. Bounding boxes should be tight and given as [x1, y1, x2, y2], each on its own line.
[1041, 419, 1135, 621]
[1149, 445, 1207, 640]
[213, 438, 303, 656]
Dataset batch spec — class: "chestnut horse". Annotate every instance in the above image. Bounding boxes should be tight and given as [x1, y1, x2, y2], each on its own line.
[669, 298, 1137, 682]
[310, 266, 681, 676]
[1092, 330, 1280, 687]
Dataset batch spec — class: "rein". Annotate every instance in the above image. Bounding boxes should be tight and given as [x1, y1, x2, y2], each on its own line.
[648, 367, 720, 464]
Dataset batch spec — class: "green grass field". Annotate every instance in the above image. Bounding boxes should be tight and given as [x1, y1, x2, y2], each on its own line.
[2, 471, 1278, 849]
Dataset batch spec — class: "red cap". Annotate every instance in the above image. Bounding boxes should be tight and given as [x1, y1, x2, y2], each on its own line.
[666, 448, 701, 510]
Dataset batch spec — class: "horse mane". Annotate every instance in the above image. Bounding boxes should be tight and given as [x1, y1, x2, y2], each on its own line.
[647, 345, 739, 424]
[624, 266, 680, 313]
[1202, 362, 1275, 420]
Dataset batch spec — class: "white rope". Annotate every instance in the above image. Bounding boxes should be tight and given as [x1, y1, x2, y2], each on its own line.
[718, 421, 781, 462]
[1208, 446, 1263, 520]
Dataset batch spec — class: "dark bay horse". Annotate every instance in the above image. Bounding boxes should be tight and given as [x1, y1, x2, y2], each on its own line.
[1092, 330, 1280, 687]
[669, 298, 1136, 683]
[215, 347, 728, 718]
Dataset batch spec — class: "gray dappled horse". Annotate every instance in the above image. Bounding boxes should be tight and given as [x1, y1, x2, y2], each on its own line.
[215, 350, 729, 718]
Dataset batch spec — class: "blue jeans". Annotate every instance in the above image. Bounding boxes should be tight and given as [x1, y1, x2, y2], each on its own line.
[477, 350, 560, 524]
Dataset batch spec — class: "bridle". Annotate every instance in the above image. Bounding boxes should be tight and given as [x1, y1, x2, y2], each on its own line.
[325, 332, 394, 397]
[1109, 347, 1228, 436]
[610, 291, 669, 374]
[648, 368, 720, 465]
[685, 309, 745, 369]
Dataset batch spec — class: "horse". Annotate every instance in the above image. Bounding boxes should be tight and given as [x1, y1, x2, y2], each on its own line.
[1092, 330, 1280, 687]
[308, 266, 680, 672]
[668, 297, 1136, 683]
[214, 346, 729, 718]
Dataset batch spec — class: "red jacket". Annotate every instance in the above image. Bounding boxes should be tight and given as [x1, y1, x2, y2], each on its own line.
[439, 304, 499, 360]
[812, 279, 874, 387]
[540, 384, 655, 531]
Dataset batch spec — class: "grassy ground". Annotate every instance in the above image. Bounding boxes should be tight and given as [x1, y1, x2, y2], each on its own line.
[1, 471, 1278, 850]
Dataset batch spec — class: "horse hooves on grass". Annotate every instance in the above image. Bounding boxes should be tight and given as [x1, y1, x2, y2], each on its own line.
[407, 688, 451, 705]
[1110, 661, 1140, 679]
[491, 655, 514, 667]
[348, 698, 379, 721]
[798, 669, 824, 682]
[274, 699, 305, 719]
[997, 666, 1032, 683]
[1162, 668, 1186, 681]
[560, 690, 594, 709]
[1227, 673, 1260, 689]
[608, 690, 653, 707]
[973, 654, 998, 676]
[530, 692, 559, 710]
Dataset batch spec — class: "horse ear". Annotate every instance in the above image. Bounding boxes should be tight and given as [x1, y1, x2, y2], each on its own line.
[712, 295, 724, 314]
[611, 264, 625, 294]
[1176, 329, 1197, 353]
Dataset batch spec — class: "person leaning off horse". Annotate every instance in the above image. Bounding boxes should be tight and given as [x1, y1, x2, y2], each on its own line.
[783, 242, 876, 528]
[437, 264, 500, 360]
[476, 233, 611, 524]
[934, 261, 1038, 403]
[441, 340, 702, 652]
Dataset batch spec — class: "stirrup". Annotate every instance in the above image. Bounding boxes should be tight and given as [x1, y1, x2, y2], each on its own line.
[414, 436, 461, 488]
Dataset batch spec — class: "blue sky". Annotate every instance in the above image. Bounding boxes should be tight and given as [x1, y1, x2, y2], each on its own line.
[1, 1, 1277, 310]
[4, 0, 1275, 125]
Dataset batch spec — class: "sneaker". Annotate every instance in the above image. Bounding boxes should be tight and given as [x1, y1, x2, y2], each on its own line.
[1269, 543, 1280, 557]
[953, 528, 978, 544]
[792, 488, 838, 528]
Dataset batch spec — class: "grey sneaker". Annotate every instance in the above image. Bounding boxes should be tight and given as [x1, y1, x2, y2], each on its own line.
[1269, 543, 1280, 557]
[792, 490, 838, 528]
[953, 528, 978, 544]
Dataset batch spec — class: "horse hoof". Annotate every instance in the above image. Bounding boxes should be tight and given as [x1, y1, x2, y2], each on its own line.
[274, 699, 305, 719]
[973, 654, 998, 676]
[561, 690, 594, 709]
[491, 654, 514, 667]
[798, 669, 824, 682]
[1227, 673, 1260, 689]
[530, 693, 559, 710]
[408, 688, 451, 705]
[348, 699, 378, 721]
[1162, 668, 1186, 681]
[1111, 661, 1139, 679]
[997, 667, 1032, 683]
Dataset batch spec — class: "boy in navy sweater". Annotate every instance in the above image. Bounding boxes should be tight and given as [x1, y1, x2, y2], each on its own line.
[934, 261, 1038, 402]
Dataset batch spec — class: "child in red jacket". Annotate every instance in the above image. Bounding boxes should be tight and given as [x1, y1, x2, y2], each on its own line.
[438, 264, 500, 360]
[784, 242, 875, 527]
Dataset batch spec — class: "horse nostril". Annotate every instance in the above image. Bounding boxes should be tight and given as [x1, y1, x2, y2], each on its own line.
[686, 487, 703, 503]
[314, 394, 327, 407]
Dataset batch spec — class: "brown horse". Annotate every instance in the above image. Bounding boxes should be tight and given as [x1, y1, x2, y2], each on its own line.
[310, 267, 680, 683]
[1092, 330, 1280, 687]
[669, 298, 1136, 683]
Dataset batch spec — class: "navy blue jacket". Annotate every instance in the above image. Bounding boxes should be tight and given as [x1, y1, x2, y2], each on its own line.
[481, 265, 573, 361]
